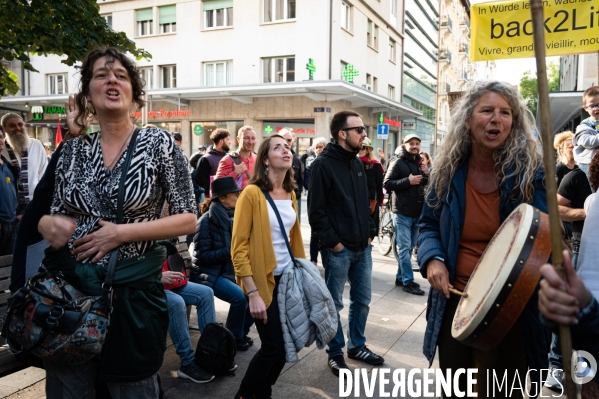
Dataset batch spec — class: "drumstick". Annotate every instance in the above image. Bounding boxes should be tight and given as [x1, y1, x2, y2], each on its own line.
[448, 287, 468, 298]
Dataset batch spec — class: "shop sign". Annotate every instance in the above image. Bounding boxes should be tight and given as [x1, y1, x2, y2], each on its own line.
[306, 58, 316, 80]
[193, 125, 204, 136]
[264, 124, 315, 135]
[32, 113, 43, 121]
[314, 107, 331, 113]
[44, 106, 66, 114]
[378, 113, 401, 128]
[402, 122, 416, 130]
[130, 109, 191, 119]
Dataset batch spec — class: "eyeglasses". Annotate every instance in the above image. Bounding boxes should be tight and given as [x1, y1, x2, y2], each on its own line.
[342, 126, 367, 134]
[586, 103, 599, 110]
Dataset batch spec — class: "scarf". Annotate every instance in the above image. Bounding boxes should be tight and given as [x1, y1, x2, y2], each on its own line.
[209, 200, 235, 249]
[359, 155, 384, 172]
[5, 141, 29, 202]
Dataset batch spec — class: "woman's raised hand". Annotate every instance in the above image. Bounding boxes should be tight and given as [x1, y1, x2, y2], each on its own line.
[65, 94, 91, 138]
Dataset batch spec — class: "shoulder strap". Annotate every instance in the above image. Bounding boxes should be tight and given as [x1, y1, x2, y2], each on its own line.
[103, 128, 140, 293]
[262, 190, 295, 261]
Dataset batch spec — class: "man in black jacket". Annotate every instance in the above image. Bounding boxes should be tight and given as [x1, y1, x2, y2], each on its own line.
[193, 129, 231, 197]
[308, 110, 383, 377]
[383, 134, 429, 295]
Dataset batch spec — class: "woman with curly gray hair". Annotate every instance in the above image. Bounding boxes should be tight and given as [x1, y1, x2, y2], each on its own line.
[417, 81, 549, 396]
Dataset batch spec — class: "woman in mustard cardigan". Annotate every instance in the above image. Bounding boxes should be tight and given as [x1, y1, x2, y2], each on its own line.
[232, 134, 305, 399]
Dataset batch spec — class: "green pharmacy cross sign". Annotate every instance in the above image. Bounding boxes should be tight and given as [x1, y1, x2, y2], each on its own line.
[264, 125, 273, 134]
[379, 113, 384, 124]
[306, 58, 316, 80]
[342, 64, 359, 83]
[193, 125, 203, 136]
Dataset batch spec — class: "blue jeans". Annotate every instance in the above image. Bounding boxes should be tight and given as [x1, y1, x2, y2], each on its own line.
[393, 213, 419, 284]
[320, 246, 372, 357]
[549, 332, 563, 367]
[212, 276, 254, 340]
[165, 282, 216, 366]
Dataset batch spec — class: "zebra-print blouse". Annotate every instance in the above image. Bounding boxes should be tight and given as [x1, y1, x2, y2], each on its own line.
[51, 127, 196, 267]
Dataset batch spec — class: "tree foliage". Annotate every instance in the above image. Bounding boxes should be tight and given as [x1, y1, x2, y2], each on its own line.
[0, 0, 152, 96]
[519, 61, 560, 117]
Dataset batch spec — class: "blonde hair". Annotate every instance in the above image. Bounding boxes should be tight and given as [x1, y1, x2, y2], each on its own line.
[553, 130, 574, 164]
[428, 81, 542, 207]
[420, 151, 433, 167]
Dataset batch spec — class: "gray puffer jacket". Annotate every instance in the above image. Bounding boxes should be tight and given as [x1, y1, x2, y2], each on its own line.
[277, 258, 337, 362]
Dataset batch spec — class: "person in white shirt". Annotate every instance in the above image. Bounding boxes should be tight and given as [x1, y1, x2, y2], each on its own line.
[1, 113, 48, 202]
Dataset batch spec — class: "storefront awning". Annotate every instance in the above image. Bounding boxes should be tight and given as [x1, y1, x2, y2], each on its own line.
[25, 119, 67, 128]
[544, 91, 584, 134]
[146, 80, 422, 119]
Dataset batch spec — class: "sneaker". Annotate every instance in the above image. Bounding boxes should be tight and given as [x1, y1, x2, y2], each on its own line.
[236, 338, 250, 351]
[544, 366, 563, 393]
[403, 281, 425, 296]
[328, 355, 349, 376]
[229, 364, 238, 372]
[178, 361, 215, 384]
[348, 346, 385, 365]
[243, 335, 254, 346]
[395, 278, 404, 287]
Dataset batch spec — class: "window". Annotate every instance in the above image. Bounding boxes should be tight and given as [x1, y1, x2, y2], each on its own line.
[340, 60, 348, 79]
[341, 1, 351, 31]
[204, 61, 232, 86]
[102, 14, 112, 29]
[159, 5, 176, 33]
[366, 73, 372, 86]
[161, 65, 176, 88]
[139, 67, 153, 90]
[389, 39, 396, 62]
[388, 85, 395, 100]
[367, 20, 378, 49]
[136, 8, 153, 36]
[390, 0, 397, 17]
[263, 0, 296, 22]
[47, 74, 67, 95]
[263, 57, 295, 83]
[373, 76, 378, 92]
[204, 0, 233, 28]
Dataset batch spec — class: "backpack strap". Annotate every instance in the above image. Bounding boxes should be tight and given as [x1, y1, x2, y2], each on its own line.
[229, 154, 251, 179]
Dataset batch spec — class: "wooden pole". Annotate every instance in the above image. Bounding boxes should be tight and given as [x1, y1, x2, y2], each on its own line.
[529, 0, 577, 398]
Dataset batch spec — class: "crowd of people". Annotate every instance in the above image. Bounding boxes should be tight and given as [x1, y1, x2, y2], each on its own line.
[2, 46, 599, 398]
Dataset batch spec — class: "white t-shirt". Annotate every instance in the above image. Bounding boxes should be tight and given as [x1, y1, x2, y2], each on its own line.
[267, 198, 296, 276]
[1, 138, 48, 201]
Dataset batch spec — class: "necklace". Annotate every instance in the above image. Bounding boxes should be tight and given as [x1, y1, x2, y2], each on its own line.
[102, 126, 135, 177]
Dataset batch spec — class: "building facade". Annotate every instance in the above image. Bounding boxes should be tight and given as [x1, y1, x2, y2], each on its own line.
[1, 0, 421, 158]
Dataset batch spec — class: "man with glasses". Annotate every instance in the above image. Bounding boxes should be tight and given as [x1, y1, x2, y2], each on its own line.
[574, 86, 599, 182]
[279, 128, 304, 219]
[383, 134, 428, 296]
[308, 110, 382, 377]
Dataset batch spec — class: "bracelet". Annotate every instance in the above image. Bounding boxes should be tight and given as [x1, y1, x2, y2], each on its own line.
[247, 289, 259, 296]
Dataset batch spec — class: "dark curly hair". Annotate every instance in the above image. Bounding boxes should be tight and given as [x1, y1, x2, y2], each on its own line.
[589, 152, 599, 191]
[75, 47, 145, 131]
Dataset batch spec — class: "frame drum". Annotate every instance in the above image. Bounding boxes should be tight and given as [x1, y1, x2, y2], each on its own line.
[451, 203, 551, 351]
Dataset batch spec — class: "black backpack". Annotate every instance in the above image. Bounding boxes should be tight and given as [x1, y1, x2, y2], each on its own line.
[195, 322, 236, 375]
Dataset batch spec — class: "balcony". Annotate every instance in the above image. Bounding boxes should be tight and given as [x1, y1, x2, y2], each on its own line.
[459, 17, 470, 32]
[459, 44, 469, 54]
[440, 17, 453, 32]
[439, 49, 452, 64]
[458, 71, 468, 81]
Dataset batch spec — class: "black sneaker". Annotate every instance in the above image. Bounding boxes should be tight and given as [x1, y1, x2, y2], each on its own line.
[402, 281, 425, 296]
[328, 355, 349, 376]
[395, 278, 403, 286]
[236, 339, 250, 351]
[347, 346, 385, 365]
[178, 361, 215, 383]
[243, 335, 254, 346]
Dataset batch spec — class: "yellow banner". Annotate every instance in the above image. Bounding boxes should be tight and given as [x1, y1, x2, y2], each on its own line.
[471, 0, 599, 61]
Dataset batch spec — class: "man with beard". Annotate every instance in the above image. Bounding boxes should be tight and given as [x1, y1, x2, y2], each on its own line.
[308, 110, 382, 376]
[194, 129, 231, 197]
[1, 113, 48, 203]
[383, 134, 428, 295]
[215, 125, 257, 190]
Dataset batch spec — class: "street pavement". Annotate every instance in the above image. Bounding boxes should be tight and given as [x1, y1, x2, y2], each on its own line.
[0, 197, 564, 398]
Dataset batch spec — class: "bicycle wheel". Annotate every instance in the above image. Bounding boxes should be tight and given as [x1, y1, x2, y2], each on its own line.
[377, 210, 393, 256]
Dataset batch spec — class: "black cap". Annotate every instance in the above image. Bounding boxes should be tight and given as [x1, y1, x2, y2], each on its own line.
[211, 177, 242, 200]
[173, 133, 183, 142]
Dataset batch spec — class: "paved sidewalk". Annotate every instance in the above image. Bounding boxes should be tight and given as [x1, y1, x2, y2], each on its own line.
[0, 197, 563, 398]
